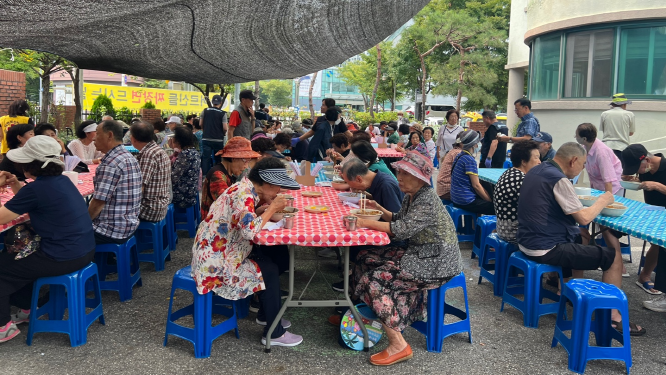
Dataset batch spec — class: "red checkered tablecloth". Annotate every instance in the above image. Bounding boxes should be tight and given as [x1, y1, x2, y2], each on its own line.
[375, 148, 405, 158]
[0, 164, 98, 233]
[254, 186, 391, 247]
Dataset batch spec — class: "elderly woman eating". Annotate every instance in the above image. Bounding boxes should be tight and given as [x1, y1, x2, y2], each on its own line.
[191, 157, 303, 347]
[201, 136, 260, 218]
[0, 136, 96, 343]
[350, 151, 463, 366]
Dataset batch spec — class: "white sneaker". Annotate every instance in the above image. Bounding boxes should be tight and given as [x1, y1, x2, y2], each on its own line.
[317, 248, 337, 258]
[11, 309, 30, 325]
[643, 294, 666, 312]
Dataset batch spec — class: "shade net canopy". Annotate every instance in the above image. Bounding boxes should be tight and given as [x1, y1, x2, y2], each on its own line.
[0, 0, 429, 83]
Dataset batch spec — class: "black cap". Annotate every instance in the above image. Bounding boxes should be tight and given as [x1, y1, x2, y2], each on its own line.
[211, 95, 223, 105]
[239, 90, 257, 100]
[621, 144, 648, 175]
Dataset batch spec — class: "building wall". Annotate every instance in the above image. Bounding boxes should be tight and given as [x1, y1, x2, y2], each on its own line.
[507, 0, 529, 66]
[525, 0, 666, 42]
[0, 69, 26, 116]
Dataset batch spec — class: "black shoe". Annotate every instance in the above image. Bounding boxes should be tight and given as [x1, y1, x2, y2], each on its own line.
[331, 281, 345, 293]
[249, 298, 260, 313]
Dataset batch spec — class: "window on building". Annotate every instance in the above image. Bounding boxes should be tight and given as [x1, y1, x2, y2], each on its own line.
[618, 26, 666, 95]
[531, 35, 561, 100]
[564, 29, 613, 98]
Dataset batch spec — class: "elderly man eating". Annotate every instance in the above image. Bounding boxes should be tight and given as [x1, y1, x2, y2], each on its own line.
[517, 142, 645, 336]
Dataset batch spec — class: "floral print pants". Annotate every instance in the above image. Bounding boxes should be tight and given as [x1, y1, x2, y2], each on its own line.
[352, 247, 445, 332]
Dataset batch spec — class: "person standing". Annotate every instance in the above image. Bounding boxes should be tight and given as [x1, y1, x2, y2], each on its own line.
[436, 109, 463, 163]
[200, 94, 228, 175]
[479, 110, 508, 168]
[621, 144, 666, 308]
[497, 98, 540, 144]
[0, 99, 33, 154]
[600, 93, 635, 166]
[228, 90, 256, 141]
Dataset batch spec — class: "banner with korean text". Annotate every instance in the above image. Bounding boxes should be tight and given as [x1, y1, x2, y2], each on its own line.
[82, 83, 231, 113]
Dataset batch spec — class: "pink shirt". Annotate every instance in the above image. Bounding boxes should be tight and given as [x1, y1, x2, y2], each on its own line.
[586, 139, 623, 194]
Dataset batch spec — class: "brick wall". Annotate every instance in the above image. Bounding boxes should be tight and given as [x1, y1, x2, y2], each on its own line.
[53, 105, 76, 130]
[140, 108, 162, 124]
[0, 70, 26, 116]
[468, 121, 487, 137]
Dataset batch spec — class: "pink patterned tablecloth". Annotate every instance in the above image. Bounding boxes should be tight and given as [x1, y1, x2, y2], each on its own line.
[254, 186, 390, 247]
[375, 147, 405, 158]
[0, 164, 98, 233]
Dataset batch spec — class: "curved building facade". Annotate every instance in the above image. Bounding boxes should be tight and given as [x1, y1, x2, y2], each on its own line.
[506, 0, 666, 153]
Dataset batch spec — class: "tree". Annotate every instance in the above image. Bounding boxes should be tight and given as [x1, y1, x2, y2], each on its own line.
[308, 71, 318, 120]
[261, 80, 292, 107]
[190, 83, 234, 108]
[142, 79, 168, 89]
[428, 10, 506, 111]
[65, 67, 82, 125]
[369, 44, 382, 119]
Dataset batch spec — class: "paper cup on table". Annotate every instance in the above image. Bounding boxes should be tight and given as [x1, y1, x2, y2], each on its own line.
[62, 171, 79, 185]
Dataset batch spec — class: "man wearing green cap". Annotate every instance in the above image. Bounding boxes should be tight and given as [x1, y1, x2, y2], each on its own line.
[599, 93, 635, 166]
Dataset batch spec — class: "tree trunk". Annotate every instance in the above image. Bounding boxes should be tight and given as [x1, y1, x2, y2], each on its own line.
[456, 51, 465, 112]
[308, 72, 318, 120]
[66, 67, 82, 126]
[391, 80, 396, 111]
[254, 80, 260, 110]
[219, 84, 229, 107]
[369, 44, 382, 119]
[40, 74, 50, 123]
[419, 55, 427, 122]
[205, 84, 213, 107]
[361, 94, 369, 112]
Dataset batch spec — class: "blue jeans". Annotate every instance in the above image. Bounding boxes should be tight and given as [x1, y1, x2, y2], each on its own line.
[201, 140, 225, 176]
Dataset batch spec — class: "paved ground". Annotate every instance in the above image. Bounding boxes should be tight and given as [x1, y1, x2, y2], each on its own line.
[4, 231, 664, 375]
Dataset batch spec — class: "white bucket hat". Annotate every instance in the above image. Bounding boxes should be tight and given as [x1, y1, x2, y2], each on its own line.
[7, 135, 65, 168]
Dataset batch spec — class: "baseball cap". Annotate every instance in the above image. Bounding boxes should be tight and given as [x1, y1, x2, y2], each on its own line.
[533, 132, 553, 143]
[239, 90, 257, 101]
[166, 116, 182, 125]
[7, 135, 65, 167]
[211, 95, 223, 105]
[621, 144, 648, 175]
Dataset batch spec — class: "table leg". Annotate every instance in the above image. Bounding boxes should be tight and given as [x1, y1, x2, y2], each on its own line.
[264, 245, 295, 353]
[342, 246, 370, 352]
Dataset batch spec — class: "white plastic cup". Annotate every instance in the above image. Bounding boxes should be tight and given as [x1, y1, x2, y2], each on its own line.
[62, 171, 79, 185]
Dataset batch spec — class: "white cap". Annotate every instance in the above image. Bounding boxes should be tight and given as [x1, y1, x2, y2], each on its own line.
[7, 135, 65, 168]
[166, 116, 182, 125]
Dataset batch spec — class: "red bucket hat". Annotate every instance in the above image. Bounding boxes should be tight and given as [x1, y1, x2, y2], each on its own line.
[391, 151, 434, 184]
[215, 137, 261, 158]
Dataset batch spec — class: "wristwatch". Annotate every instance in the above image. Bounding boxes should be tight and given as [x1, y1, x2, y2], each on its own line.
[509, 137, 513, 143]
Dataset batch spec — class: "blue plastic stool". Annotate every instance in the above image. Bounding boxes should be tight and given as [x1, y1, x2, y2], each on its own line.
[174, 204, 198, 238]
[94, 236, 142, 302]
[478, 233, 518, 296]
[501, 252, 563, 328]
[194, 195, 202, 224]
[166, 204, 177, 251]
[440, 198, 452, 206]
[164, 266, 240, 358]
[411, 272, 472, 352]
[552, 279, 632, 374]
[27, 263, 105, 347]
[594, 234, 632, 263]
[135, 218, 170, 271]
[445, 205, 477, 243]
[472, 216, 496, 263]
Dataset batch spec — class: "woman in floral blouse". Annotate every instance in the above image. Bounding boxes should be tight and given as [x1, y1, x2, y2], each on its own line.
[191, 157, 303, 347]
[398, 131, 429, 159]
[350, 151, 463, 366]
[171, 126, 200, 208]
[201, 137, 260, 218]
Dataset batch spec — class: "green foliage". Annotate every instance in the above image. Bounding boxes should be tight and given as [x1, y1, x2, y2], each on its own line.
[261, 80, 293, 107]
[90, 94, 116, 122]
[141, 101, 156, 109]
[349, 110, 398, 128]
[141, 79, 168, 89]
[116, 106, 134, 124]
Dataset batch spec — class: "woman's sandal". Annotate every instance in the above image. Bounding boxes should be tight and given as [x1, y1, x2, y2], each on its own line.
[611, 320, 646, 336]
[635, 280, 662, 295]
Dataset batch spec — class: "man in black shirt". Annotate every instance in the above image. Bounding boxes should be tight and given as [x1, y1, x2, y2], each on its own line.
[622, 144, 666, 311]
[200, 95, 228, 175]
[479, 110, 508, 168]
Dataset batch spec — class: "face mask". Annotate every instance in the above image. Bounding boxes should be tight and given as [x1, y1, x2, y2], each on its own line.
[643, 160, 652, 173]
[474, 143, 481, 153]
